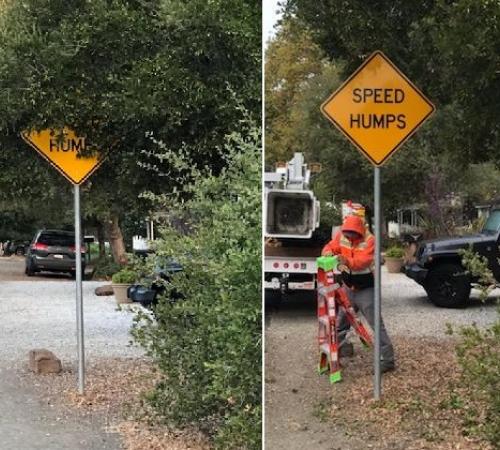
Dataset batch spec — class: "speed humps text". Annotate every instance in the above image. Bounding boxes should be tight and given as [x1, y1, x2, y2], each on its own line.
[350, 88, 406, 129]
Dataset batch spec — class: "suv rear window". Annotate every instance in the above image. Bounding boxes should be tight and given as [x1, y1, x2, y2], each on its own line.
[37, 233, 75, 246]
[483, 210, 500, 233]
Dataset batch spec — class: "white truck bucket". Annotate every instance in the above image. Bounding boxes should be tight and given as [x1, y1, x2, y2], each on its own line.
[265, 189, 320, 239]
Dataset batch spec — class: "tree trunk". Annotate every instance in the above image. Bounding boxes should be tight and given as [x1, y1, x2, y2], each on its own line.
[96, 221, 106, 259]
[105, 215, 128, 265]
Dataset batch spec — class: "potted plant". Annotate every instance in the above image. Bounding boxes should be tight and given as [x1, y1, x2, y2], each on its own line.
[111, 268, 136, 304]
[384, 246, 405, 273]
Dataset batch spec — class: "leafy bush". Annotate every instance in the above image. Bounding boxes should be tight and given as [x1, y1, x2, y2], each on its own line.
[132, 126, 261, 449]
[454, 314, 500, 447]
[459, 245, 497, 301]
[453, 246, 500, 447]
[385, 246, 404, 258]
[111, 267, 137, 284]
[91, 255, 121, 280]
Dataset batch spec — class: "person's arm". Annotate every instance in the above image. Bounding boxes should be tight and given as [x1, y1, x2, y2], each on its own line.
[344, 235, 374, 271]
[321, 232, 341, 256]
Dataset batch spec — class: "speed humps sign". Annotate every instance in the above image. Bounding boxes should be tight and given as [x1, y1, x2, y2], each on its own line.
[22, 127, 103, 185]
[321, 51, 435, 166]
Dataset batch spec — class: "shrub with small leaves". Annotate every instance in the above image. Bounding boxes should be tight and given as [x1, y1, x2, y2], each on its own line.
[459, 245, 497, 301]
[132, 124, 261, 449]
[454, 313, 500, 447]
[111, 268, 137, 284]
[385, 246, 404, 258]
[454, 246, 500, 447]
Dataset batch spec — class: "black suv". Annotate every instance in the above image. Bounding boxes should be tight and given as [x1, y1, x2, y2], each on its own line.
[405, 208, 500, 308]
[25, 229, 85, 277]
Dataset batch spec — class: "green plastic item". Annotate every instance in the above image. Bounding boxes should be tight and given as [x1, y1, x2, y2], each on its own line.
[316, 255, 338, 272]
[330, 371, 342, 384]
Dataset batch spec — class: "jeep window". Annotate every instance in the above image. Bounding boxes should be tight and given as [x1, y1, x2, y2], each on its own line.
[483, 210, 500, 233]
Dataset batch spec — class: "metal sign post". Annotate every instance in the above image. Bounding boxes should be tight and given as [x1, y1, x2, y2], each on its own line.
[22, 127, 106, 395]
[373, 167, 381, 399]
[320, 50, 435, 399]
[74, 184, 85, 394]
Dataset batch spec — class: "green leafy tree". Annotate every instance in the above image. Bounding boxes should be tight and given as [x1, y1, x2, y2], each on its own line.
[268, 2, 500, 228]
[285, 0, 500, 167]
[0, 0, 261, 262]
[285, 0, 436, 75]
[409, 0, 500, 165]
[265, 19, 440, 215]
[265, 19, 325, 164]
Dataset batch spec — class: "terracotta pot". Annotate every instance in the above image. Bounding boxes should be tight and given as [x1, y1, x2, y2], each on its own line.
[384, 257, 404, 274]
[112, 284, 132, 304]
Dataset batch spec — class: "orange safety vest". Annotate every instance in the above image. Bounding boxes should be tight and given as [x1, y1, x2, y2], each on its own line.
[322, 215, 374, 288]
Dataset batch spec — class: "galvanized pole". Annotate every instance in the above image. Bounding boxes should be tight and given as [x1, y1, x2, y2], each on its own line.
[74, 184, 85, 394]
[374, 167, 381, 400]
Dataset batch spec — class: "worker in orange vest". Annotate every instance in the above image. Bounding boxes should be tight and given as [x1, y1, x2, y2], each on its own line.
[322, 214, 395, 372]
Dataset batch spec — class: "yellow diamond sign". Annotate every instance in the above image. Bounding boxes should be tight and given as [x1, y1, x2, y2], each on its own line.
[321, 51, 435, 166]
[22, 127, 104, 185]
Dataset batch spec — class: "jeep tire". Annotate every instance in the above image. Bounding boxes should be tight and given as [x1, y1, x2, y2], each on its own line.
[424, 263, 471, 308]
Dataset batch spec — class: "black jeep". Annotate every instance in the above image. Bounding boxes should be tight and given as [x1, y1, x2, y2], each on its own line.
[405, 207, 500, 308]
[127, 258, 183, 309]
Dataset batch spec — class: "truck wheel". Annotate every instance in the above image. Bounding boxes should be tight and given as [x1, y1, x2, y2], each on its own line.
[265, 290, 282, 309]
[424, 263, 470, 308]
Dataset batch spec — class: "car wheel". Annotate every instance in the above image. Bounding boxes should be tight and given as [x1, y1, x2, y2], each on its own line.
[424, 263, 471, 308]
[16, 248, 24, 256]
[25, 263, 35, 277]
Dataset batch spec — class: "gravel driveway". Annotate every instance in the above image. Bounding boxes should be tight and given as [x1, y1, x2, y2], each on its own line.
[0, 280, 144, 367]
[0, 257, 144, 449]
[265, 268, 499, 450]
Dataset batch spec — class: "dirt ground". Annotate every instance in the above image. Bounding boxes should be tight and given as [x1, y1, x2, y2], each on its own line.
[32, 358, 212, 450]
[265, 292, 368, 450]
[265, 281, 496, 450]
[0, 255, 34, 281]
[0, 367, 121, 450]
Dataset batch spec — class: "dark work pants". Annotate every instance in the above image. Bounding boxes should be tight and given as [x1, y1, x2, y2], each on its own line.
[337, 286, 395, 365]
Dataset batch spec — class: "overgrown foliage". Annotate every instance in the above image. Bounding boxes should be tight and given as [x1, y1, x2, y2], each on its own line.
[454, 316, 500, 448]
[453, 247, 500, 447]
[459, 246, 497, 301]
[132, 125, 261, 449]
